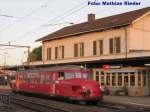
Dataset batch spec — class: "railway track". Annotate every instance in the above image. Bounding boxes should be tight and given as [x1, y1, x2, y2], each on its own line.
[1, 93, 150, 112]
[10, 94, 112, 112]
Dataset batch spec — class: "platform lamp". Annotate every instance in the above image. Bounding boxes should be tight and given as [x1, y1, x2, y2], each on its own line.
[80, 65, 84, 71]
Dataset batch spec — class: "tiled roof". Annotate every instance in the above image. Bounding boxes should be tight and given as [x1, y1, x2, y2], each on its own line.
[37, 7, 150, 42]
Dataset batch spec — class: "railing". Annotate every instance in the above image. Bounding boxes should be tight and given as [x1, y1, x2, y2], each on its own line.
[0, 93, 10, 104]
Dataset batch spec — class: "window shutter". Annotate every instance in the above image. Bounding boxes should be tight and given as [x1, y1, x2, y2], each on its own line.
[55, 47, 58, 59]
[74, 44, 78, 57]
[99, 40, 103, 55]
[109, 38, 113, 54]
[93, 41, 97, 55]
[115, 37, 121, 53]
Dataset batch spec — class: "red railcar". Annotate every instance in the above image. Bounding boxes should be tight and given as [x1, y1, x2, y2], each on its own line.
[11, 65, 102, 103]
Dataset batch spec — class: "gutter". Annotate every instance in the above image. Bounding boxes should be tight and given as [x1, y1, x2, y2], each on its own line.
[36, 23, 130, 42]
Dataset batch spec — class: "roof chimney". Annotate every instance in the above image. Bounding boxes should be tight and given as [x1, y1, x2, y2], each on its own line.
[88, 13, 95, 22]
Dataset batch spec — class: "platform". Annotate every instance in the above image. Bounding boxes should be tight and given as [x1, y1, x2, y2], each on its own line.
[103, 95, 150, 109]
[0, 86, 11, 93]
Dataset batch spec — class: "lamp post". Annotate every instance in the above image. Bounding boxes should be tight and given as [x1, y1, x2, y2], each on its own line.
[4, 52, 8, 67]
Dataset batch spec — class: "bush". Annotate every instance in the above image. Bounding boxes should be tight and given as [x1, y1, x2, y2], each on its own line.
[122, 85, 128, 95]
[115, 85, 128, 96]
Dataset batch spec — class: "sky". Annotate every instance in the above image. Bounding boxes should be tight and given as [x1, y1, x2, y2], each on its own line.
[0, 0, 150, 66]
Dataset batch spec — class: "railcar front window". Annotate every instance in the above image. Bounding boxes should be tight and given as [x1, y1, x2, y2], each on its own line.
[75, 72, 82, 78]
[83, 73, 89, 79]
[65, 72, 74, 79]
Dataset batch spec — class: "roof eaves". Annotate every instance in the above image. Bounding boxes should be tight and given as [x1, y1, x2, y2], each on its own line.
[132, 11, 150, 24]
[40, 23, 130, 42]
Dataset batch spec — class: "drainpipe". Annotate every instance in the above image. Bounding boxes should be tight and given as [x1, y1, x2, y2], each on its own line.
[124, 27, 128, 59]
[42, 41, 45, 64]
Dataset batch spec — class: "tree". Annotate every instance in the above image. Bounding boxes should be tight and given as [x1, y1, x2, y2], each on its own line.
[28, 46, 42, 62]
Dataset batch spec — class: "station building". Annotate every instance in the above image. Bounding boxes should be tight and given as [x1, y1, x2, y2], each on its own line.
[31, 7, 150, 96]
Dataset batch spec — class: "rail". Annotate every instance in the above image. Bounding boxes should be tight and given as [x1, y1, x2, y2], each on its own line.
[1, 93, 150, 112]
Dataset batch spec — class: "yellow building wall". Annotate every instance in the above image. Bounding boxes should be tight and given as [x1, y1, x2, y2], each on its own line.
[42, 28, 127, 64]
[128, 12, 150, 51]
[30, 12, 150, 65]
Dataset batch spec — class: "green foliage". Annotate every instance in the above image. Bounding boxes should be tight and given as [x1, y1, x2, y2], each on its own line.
[28, 46, 42, 61]
[122, 84, 128, 94]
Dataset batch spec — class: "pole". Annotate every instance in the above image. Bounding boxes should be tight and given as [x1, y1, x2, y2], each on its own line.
[0, 44, 30, 65]
[27, 46, 30, 65]
[124, 27, 128, 59]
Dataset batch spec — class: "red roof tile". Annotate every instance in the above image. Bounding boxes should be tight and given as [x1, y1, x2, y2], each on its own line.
[37, 7, 150, 42]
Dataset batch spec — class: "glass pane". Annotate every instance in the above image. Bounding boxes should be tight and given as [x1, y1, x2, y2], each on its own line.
[106, 73, 110, 86]
[65, 72, 74, 79]
[112, 74, 116, 86]
[130, 75, 135, 86]
[124, 75, 128, 86]
[75, 72, 82, 78]
[96, 71, 99, 82]
[118, 74, 122, 86]
[82, 73, 88, 79]
[58, 72, 65, 80]
[138, 74, 141, 86]
[143, 74, 146, 86]
[101, 76, 104, 86]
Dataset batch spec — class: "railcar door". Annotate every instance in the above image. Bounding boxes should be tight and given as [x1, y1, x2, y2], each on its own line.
[52, 72, 56, 95]
[16, 73, 20, 91]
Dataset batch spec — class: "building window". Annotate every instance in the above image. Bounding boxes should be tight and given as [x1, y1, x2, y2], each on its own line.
[96, 71, 99, 82]
[130, 75, 135, 86]
[74, 44, 78, 57]
[62, 46, 64, 59]
[143, 73, 146, 86]
[109, 37, 121, 54]
[115, 37, 121, 53]
[99, 40, 103, 55]
[80, 43, 84, 57]
[118, 73, 122, 86]
[47, 48, 51, 60]
[100, 71, 104, 86]
[138, 73, 141, 86]
[59, 46, 64, 59]
[55, 47, 58, 59]
[106, 73, 110, 86]
[74, 42, 84, 57]
[109, 38, 113, 54]
[124, 74, 128, 86]
[112, 73, 116, 86]
[93, 41, 96, 55]
[93, 40, 103, 56]
[55, 46, 64, 60]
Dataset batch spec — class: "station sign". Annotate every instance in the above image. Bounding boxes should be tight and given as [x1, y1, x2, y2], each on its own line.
[102, 65, 121, 70]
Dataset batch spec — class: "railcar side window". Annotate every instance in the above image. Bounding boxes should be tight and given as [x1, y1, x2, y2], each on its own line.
[40, 75, 45, 84]
[65, 72, 74, 79]
[75, 72, 82, 78]
[58, 72, 65, 80]
[45, 75, 50, 84]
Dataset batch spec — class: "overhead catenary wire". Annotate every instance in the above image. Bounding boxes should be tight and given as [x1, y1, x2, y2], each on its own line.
[5, 0, 88, 44]
[43, 0, 87, 26]
[0, 14, 13, 18]
[0, 0, 52, 33]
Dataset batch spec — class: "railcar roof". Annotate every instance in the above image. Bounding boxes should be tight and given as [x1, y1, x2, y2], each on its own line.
[18, 65, 88, 73]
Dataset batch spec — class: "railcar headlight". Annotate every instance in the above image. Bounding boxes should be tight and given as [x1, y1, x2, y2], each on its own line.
[82, 86, 85, 89]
